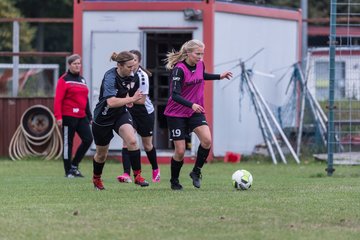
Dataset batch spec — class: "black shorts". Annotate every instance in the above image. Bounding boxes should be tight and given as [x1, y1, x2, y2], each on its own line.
[132, 112, 154, 137]
[92, 111, 133, 146]
[167, 113, 208, 141]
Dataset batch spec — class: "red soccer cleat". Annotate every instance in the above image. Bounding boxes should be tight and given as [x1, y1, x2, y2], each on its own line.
[134, 174, 149, 187]
[93, 177, 105, 190]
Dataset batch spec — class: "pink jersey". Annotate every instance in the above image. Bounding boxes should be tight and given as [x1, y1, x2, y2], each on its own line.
[164, 61, 204, 117]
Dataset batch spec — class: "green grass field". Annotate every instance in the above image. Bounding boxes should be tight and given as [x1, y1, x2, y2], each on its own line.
[1, 157, 360, 240]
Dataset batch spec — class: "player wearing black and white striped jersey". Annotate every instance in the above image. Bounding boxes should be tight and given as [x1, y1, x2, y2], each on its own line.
[117, 50, 160, 184]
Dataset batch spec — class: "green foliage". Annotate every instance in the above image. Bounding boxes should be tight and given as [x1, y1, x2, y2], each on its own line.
[13, 0, 73, 18]
[1, 159, 360, 239]
[13, 0, 73, 52]
[309, 2, 330, 19]
[12, 0, 73, 71]
[0, 0, 72, 69]
[0, 0, 35, 52]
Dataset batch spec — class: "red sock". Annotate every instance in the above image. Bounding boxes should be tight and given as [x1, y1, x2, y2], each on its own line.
[133, 170, 141, 177]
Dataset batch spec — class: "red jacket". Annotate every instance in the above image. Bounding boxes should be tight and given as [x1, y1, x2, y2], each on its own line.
[54, 71, 92, 121]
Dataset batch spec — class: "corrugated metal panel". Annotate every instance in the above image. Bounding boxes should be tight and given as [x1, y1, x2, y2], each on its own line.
[0, 98, 54, 157]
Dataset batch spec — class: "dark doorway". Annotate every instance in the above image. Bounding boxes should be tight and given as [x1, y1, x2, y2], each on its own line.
[146, 32, 192, 149]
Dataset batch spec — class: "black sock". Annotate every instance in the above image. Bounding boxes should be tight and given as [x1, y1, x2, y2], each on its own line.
[171, 158, 183, 180]
[128, 149, 141, 174]
[122, 148, 131, 175]
[193, 145, 210, 173]
[93, 159, 105, 177]
[146, 147, 158, 170]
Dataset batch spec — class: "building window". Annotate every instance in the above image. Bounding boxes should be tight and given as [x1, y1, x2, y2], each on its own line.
[315, 61, 345, 100]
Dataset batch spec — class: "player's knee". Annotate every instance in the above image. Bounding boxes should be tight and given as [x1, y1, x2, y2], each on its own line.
[94, 154, 107, 163]
[95, 152, 107, 162]
[126, 139, 138, 150]
[143, 143, 153, 152]
[201, 138, 212, 149]
[174, 148, 185, 159]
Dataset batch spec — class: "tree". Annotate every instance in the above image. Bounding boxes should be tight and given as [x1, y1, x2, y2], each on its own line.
[13, 0, 73, 53]
[9, 0, 73, 73]
[0, 0, 35, 53]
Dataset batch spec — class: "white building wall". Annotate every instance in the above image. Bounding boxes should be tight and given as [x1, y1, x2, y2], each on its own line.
[83, 11, 203, 105]
[82, 11, 203, 150]
[213, 12, 299, 155]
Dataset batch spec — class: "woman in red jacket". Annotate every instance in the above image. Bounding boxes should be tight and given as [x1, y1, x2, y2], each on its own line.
[54, 54, 93, 178]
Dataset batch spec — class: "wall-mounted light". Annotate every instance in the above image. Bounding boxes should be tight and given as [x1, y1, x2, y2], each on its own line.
[183, 8, 203, 21]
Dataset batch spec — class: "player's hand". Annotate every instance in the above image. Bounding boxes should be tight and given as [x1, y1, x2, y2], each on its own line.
[192, 103, 204, 113]
[220, 71, 233, 80]
[56, 119, 62, 127]
[132, 89, 143, 102]
[126, 103, 134, 108]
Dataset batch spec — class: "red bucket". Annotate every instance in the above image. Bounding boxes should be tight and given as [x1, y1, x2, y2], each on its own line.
[224, 151, 241, 163]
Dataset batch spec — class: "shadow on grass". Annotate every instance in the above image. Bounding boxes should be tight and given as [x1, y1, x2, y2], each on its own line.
[310, 172, 360, 178]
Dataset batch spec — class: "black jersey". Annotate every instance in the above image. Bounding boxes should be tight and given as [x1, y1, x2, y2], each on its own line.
[93, 67, 134, 126]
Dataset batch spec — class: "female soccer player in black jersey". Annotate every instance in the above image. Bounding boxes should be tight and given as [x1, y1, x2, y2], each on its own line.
[91, 51, 149, 190]
[117, 50, 160, 183]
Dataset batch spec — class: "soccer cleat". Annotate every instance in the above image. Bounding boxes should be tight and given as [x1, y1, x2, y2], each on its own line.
[134, 174, 149, 187]
[170, 179, 183, 190]
[93, 177, 105, 190]
[189, 171, 202, 188]
[152, 168, 161, 183]
[116, 173, 133, 183]
[70, 167, 84, 177]
[65, 173, 75, 178]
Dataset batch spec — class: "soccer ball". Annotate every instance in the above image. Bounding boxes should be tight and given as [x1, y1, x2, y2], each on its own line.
[232, 169, 253, 190]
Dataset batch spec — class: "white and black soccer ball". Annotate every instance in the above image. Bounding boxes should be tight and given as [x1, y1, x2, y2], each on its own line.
[232, 169, 253, 190]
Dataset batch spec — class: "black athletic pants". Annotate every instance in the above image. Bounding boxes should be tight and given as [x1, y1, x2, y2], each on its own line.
[62, 116, 93, 174]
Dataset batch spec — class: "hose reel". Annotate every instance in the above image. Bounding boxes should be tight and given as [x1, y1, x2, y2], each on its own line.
[9, 104, 63, 161]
